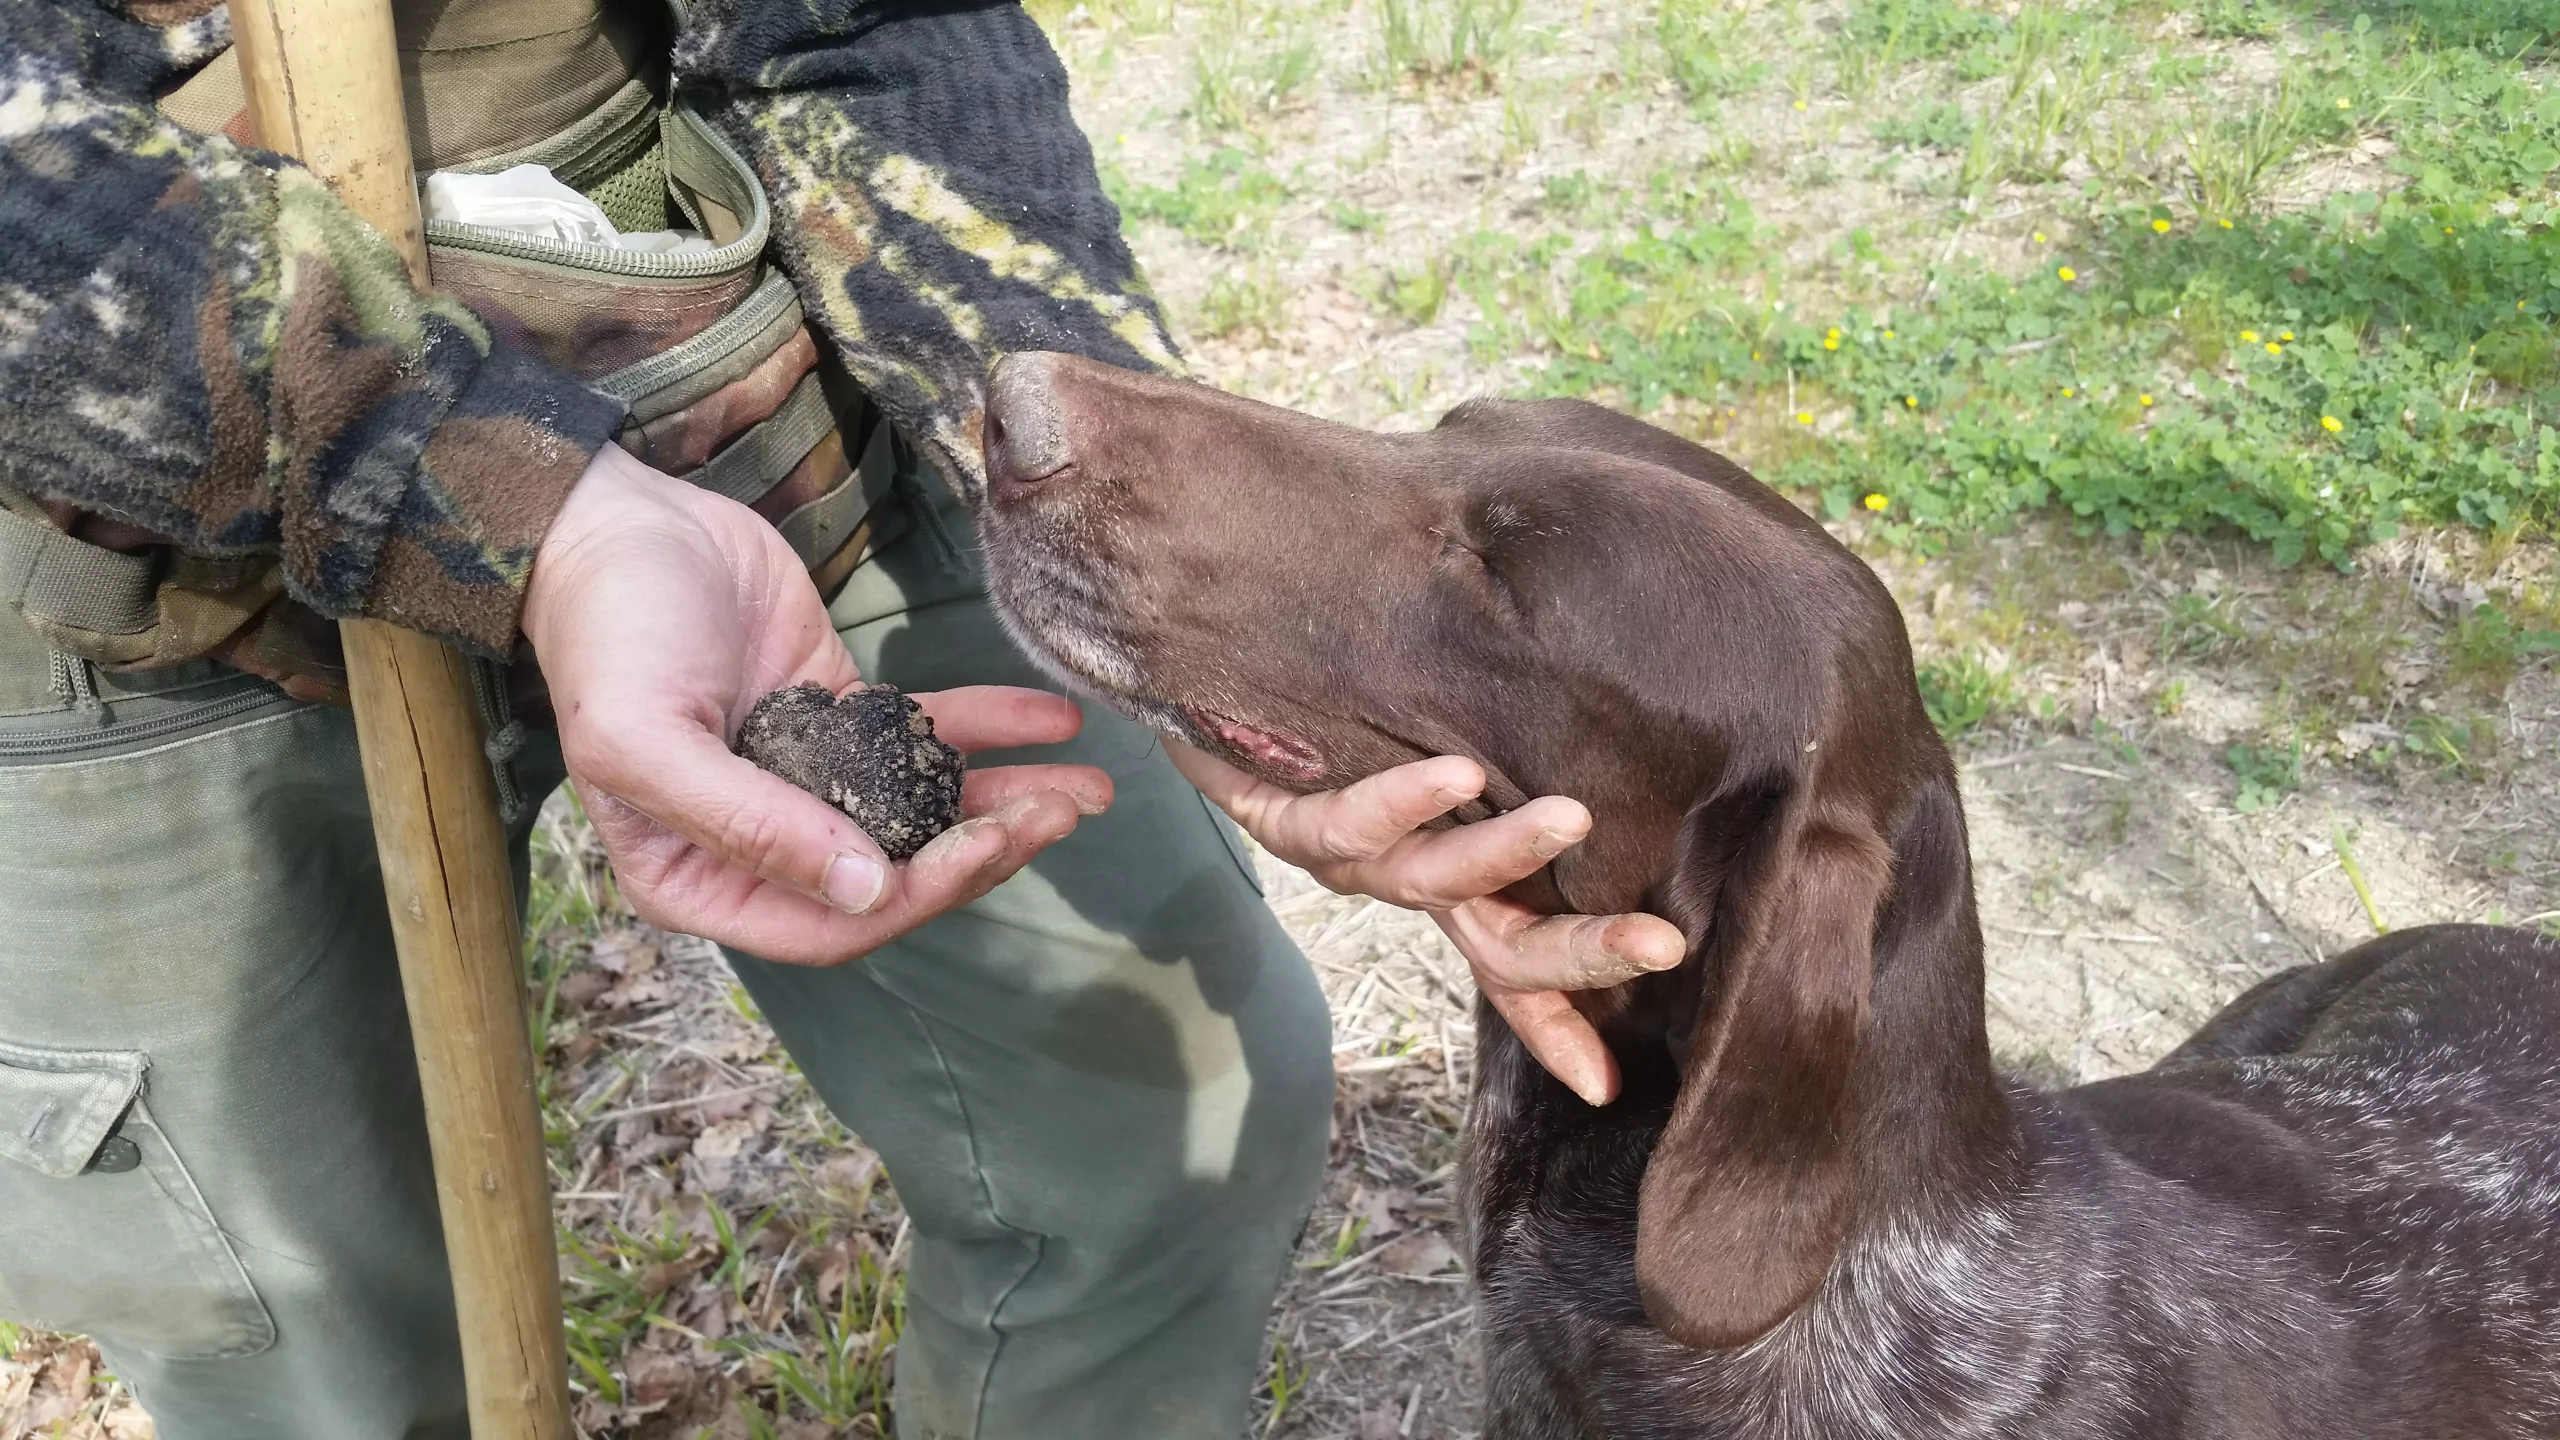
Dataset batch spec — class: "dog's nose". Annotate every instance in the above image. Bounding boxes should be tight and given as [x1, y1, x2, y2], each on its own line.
[986, 353, 1075, 494]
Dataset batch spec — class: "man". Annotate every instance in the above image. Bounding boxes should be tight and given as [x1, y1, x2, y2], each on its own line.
[0, 0, 1682, 1435]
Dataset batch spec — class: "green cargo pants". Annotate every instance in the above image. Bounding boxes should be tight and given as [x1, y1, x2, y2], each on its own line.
[0, 482, 1334, 1440]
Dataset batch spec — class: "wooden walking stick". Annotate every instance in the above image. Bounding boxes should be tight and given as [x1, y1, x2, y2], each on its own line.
[228, 2, 574, 1435]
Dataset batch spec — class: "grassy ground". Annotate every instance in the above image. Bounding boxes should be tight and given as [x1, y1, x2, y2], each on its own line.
[9, 0, 2557, 1436]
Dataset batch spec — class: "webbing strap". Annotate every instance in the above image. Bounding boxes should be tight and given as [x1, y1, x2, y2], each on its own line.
[0, 507, 157, 637]
[775, 471, 877, 570]
[686, 373, 832, 507]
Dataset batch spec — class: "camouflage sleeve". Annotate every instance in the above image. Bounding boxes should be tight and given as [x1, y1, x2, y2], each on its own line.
[674, 0, 1179, 504]
[0, 0, 627, 654]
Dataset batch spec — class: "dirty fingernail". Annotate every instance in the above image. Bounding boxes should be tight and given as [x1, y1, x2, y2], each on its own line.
[1530, 827, 1578, 859]
[1071, 786, 1109, 817]
[1431, 783, 1477, 809]
[824, 851, 888, 915]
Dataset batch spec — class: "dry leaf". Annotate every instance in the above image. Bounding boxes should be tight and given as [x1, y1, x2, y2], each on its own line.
[1374, 1230, 1460, 1278]
[621, 1131, 693, 1167]
[693, 1118, 758, 1163]
[590, 928, 662, 976]
[639, 1246, 716, 1297]
[1358, 1408, 1404, 1440]
[1349, 1186, 1411, 1239]
[625, 1350, 701, 1411]
[557, 969, 614, 1009]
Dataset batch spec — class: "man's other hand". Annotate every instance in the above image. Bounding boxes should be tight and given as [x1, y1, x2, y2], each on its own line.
[1166, 744, 1685, 1106]
[524, 444, 1110, 964]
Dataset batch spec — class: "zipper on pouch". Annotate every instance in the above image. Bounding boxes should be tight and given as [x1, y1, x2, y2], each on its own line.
[0, 678, 302, 765]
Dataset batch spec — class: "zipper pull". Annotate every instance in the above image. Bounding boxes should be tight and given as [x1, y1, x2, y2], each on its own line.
[46, 651, 110, 727]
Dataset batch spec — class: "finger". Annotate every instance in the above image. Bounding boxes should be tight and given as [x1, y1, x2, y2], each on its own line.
[1313, 794, 1591, 909]
[962, 763, 1113, 817]
[577, 718, 896, 917]
[1484, 986, 1620, 1106]
[838, 791, 1085, 941]
[579, 781, 882, 958]
[1170, 742, 1487, 866]
[909, 686, 1086, 752]
[1437, 896, 1688, 993]
[590, 786, 1084, 966]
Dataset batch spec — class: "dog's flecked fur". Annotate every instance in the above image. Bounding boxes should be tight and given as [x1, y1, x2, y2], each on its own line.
[971, 350, 2560, 1440]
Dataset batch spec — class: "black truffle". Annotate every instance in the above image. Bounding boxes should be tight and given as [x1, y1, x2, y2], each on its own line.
[735, 684, 966, 860]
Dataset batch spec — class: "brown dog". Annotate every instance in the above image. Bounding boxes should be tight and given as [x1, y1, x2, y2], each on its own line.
[973, 350, 2560, 1439]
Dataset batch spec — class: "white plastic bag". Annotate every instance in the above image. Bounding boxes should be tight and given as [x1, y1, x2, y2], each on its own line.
[424, 164, 617, 244]
[424, 163, 715, 256]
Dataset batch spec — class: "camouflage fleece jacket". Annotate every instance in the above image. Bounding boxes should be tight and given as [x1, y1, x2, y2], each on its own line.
[0, 0, 1175, 656]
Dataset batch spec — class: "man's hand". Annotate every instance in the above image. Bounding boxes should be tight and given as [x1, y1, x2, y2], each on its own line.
[1166, 743, 1685, 1106]
[524, 444, 1110, 964]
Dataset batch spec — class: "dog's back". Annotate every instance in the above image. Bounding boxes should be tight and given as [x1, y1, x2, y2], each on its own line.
[1477, 925, 2560, 1440]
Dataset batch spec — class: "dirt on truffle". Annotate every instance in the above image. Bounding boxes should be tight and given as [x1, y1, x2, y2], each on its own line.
[734, 684, 966, 860]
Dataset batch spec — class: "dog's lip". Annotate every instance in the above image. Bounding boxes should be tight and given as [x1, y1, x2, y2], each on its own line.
[1182, 704, 1329, 783]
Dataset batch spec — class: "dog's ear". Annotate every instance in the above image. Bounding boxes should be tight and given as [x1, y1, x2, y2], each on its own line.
[1636, 797, 1891, 1349]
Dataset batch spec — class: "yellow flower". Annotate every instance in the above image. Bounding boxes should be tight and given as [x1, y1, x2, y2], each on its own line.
[1797, 411, 1815, 425]
[1904, 395, 1919, 408]
[2033, 231, 2048, 244]
[1863, 493, 1890, 512]
[2265, 341, 2283, 355]
[2219, 218, 2235, 229]
[2139, 394, 2155, 407]
[2321, 415, 2344, 433]
[1793, 99, 1809, 111]
[2336, 96, 2351, 109]
[2241, 330, 2260, 343]
[2152, 218, 2172, 234]
[2062, 386, 2076, 397]
[2281, 330, 2294, 341]
[2058, 266, 2078, 282]
[1883, 329, 1897, 339]
[1824, 335, 1841, 350]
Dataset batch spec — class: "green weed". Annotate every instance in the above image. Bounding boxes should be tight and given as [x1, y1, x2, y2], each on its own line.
[2196, 0, 2282, 41]
[1261, 1336, 1312, 1435]
[2227, 738, 2304, 812]
[1110, 148, 1293, 249]
[1198, 264, 1289, 337]
[1656, 0, 1766, 106]
[1872, 101, 1974, 153]
[1329, 200, 1384, 231]
[1378, 0, 1524, 89]
[1918, 651, 2014, 742]
[1193, 2, 1321, 130]
[2179, 78, 2311, 220]
[2403, 710, 2500, 778]
[1368, 254, 1456, 324]
[2448, 601, 2560, 692]
[2161, 593, 2249, 660]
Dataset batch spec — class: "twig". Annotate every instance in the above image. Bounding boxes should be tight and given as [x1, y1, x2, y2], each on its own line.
[585, 1080, 786, 1126]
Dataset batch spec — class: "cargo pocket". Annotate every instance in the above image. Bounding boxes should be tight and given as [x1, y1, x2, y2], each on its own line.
[0, 1039, 275, 1359]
